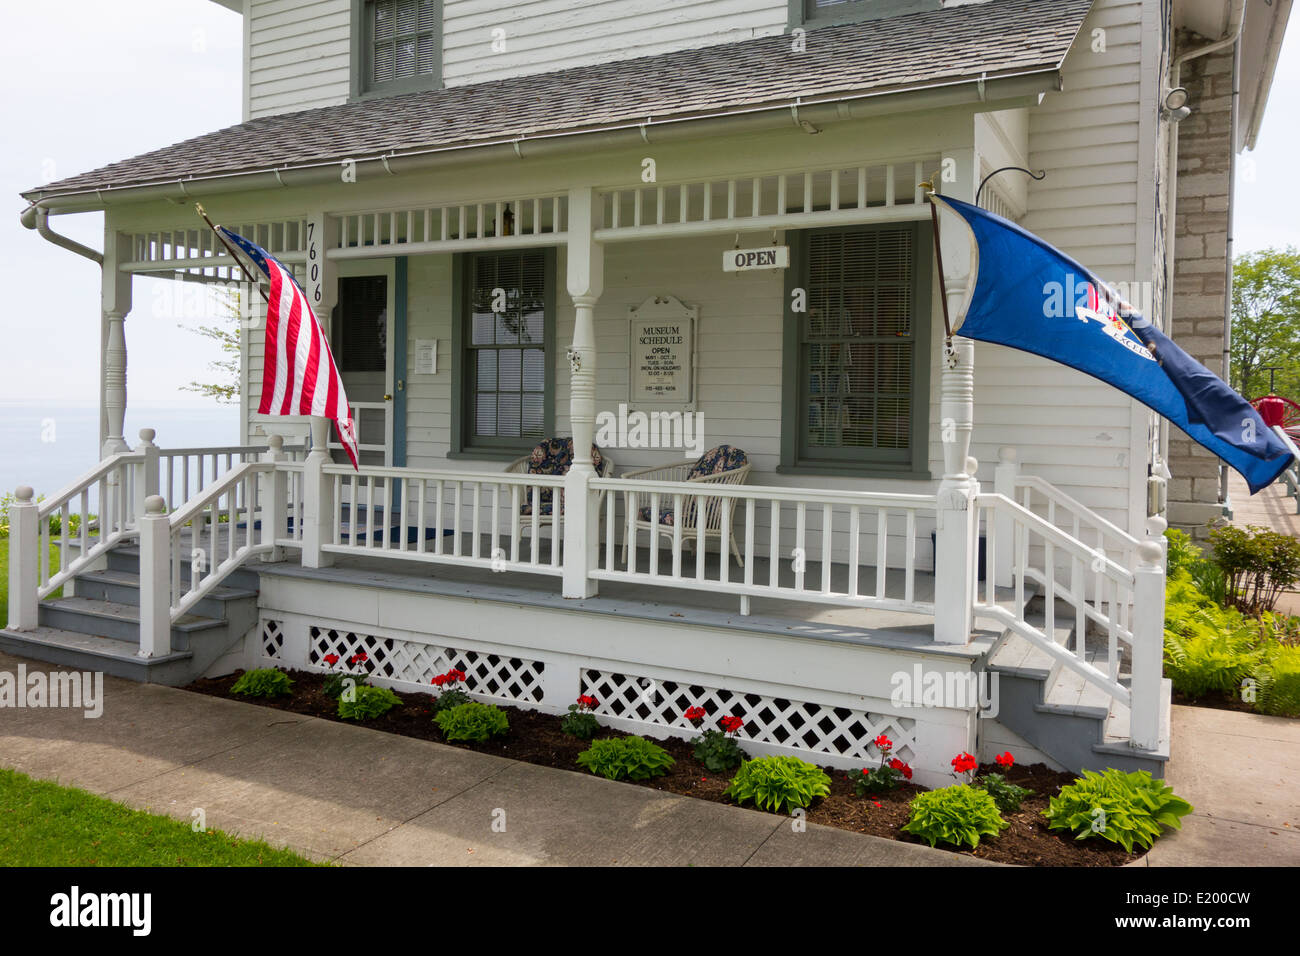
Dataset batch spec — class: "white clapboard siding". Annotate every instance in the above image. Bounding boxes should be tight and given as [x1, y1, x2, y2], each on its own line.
[248, 0, 352, 118]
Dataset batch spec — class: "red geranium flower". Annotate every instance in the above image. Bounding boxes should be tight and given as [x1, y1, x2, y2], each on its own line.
[684, 706, 707, 723]
[719, 715, 743, 734]
[577, 695, 597, 709]
[322, 653, 340, 666]
[951, 752, 978, 775]
[995, 751, 1015, 769]
[888, 757, 913, 780]
[874, 734, 892, 753]
[447, 668, 466, 683]
[431, 674, 447, 687]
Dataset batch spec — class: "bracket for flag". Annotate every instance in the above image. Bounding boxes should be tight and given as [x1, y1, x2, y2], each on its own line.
[193, 203, 270, 306]
[919, 173, 954, 349]
[974, 166, 1045, 209]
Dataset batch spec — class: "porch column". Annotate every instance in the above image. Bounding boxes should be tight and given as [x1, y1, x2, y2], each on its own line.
[933, 280, 977, 645]
[563, 186, 605, 599]
[101, 230, 132, 458]
[300, 211, 338, 569]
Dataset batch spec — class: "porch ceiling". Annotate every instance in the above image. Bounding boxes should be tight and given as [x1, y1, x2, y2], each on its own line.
[24, 0, 1092, 205]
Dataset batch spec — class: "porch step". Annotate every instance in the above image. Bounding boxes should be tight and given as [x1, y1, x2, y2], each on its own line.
[2, 541, 262, 686]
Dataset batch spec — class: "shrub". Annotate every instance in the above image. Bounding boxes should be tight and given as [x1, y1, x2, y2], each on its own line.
[724, 755, 831, 814]
[561, 695, 601, 740]
[576, 735, 675, 781]
[1042, 769, 1192, 853]
[231, 668, 293, 698]
[435, 701, 509, 742]
[1254, 644, 1300, 717]
[337, 684, 402, 720]
[1209, 524, 1300, 614]
[901, 784, 1009, 849]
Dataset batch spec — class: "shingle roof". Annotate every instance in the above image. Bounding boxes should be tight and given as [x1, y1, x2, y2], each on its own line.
[23, 0, 1092, 200]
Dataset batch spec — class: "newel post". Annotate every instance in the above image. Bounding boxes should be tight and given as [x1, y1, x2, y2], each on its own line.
[301, 417, 335, 569]
[261, 435, 288, 562]
[562, 186, 604, 599]
[7, 486, 39, 630]
[1130, 539, 1167, 751]
[993, 446, 1019, 588]
[132, 427, 160, 526]
[137, 495, 172, 658]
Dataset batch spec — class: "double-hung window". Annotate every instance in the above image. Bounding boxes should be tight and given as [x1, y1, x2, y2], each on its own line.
[452, 249, 556, 455]
[791, 0, 941, 27]
[781, 222, 932, 476]
[352, 0, 442, 99]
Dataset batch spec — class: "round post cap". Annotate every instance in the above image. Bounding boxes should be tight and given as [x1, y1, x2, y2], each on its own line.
[144, 494, 167, 515]
[15, 485, 33, 502]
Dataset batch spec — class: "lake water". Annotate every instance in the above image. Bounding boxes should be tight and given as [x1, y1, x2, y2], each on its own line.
[0, 402, 241, 503]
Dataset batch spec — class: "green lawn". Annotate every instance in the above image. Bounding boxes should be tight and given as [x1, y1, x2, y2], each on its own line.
[0, 536, 63, 626]
[0, 768, 325, 866]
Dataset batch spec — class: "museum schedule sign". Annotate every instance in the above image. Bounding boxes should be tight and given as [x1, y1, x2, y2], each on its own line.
[628, 295, 697, 407]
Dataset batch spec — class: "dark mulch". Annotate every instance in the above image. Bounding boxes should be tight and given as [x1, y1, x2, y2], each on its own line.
[1172, 688, 1260, 715]
[186, 669, 1143, 867]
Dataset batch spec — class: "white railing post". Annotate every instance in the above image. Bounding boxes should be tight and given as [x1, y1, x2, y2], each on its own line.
[993, 446, 1018, 588]
[261, 435, 288, 563]
[301, 417, 335, 569]
[132, 427, 159, 526]
[137, 495, 172, 658]
[7, 486, 39, 630]
[1130, 539, 1166, 750]
[934, 331, 977, 645]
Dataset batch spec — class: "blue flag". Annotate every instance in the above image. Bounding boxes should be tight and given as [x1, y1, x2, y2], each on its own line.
[935, 195, 1293, 494]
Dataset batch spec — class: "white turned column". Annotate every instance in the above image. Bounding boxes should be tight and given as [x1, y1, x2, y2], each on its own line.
[933, 265, 977, 643]
[102, 311, 129, 458]
[137, 495, 172, 658]
[261, 434, 288, 562]
[563, 186, 605, 599]
[132, 427, 160, 525]
[1130, 539, 1167, 751]
[301, 417, 335, 568]
[7, 486, 39, 630]
[993, 446, 1019, 588]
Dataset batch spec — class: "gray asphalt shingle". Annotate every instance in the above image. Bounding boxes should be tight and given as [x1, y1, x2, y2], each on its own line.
[22, 0, 1092, 200]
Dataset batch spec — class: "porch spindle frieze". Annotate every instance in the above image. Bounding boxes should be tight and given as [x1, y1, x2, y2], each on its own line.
[119, 219, 309, 280]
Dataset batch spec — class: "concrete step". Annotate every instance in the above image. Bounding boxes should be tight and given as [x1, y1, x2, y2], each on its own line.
[0, 625, 195, 684]
[38, 596, 225, 652]
[105, 545, 262, 591]
[73, 568, 258, 620]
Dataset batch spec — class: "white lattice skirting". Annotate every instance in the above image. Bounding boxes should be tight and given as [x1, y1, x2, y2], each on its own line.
[255, 607, 975, 786]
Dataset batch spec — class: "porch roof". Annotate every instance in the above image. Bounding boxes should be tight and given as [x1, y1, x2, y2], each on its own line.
[22, 0, 1092, 204]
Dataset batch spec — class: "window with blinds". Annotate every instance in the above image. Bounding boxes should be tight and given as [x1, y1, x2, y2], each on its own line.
[799, 0, 940, 24]
[333, 276, 387, 373]
[784, 222, 931, 473]
[464, 251, 551, 448]
[357, 0, 441, 97]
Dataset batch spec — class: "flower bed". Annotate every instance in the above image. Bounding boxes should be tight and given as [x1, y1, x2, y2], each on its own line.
[186, 668, 1166, 867]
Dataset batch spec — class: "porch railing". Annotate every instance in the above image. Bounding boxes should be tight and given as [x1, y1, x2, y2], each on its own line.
[1274, 425, 1300, 513]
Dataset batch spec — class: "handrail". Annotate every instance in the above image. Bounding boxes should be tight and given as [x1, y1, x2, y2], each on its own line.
[594, 475, 935, 509]
[36, 451, 141, 520]
[1013, 474, 1138, 550]
[977, 493, 1133, 586]
[168, 462, 271, 529]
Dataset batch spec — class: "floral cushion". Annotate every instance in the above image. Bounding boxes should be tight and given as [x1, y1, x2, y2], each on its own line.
[521, 438, 603, 515]
[685, 445, 747, 480]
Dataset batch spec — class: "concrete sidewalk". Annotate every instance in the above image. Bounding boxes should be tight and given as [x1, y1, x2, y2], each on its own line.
[0, 652, 987, 867]
[1132, 704, 1300, 866]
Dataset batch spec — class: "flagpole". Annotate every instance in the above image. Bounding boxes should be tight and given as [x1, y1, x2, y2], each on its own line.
[921, 178, 954, 345]
[193, 203, 271, 306]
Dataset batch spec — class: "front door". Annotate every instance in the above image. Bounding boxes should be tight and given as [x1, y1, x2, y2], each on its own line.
[331, 260, 396, 467]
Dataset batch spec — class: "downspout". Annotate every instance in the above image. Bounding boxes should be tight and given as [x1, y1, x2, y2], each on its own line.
[19, 202, 103, 264]
[1220, 38, 1242, 507]
[1161, 0, 1246, 509]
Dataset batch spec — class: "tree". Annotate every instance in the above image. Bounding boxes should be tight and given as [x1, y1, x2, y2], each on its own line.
[1230, 247, 1300, 400]
[180, 284, 244, 404]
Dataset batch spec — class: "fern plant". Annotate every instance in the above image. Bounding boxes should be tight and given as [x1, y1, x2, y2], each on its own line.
[1042, 769, 1192, 853]
[576, 736, 674, 781]
[435, 701, 510, 742]
[1254, 645, 1300, 717]
[231, 668, 293, 698]
[724, 756, 830, 814]
[337, 684, 403, 720]
[901, 784, 1009, 848]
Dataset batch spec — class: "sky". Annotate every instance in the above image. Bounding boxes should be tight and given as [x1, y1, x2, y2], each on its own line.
[0, 0, 1298, 409]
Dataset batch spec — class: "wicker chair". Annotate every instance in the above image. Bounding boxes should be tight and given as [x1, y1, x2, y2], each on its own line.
[504, 437, 616, 541]
[619, 445, 752, 569]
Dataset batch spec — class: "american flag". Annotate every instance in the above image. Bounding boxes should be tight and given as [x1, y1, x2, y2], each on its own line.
[216, 226, 359, 468]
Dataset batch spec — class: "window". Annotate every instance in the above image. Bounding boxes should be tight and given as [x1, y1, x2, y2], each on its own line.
[452, 249, 556, 455]
[351, 0, 442, 99]
[790, 0, 940, 28]
[781, 222, 932, 475]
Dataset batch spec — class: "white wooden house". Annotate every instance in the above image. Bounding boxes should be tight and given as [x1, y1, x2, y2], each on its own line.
[6, 0, 1289, 787]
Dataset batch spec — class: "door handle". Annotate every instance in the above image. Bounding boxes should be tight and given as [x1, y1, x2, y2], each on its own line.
[383, 394, 393, 401]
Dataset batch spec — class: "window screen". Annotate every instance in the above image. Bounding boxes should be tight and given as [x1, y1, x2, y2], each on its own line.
[800, 227, 915, 463]
[370, 0, 438, 87]
[333, 275, 387, 373]
[466, 251, 548, 444]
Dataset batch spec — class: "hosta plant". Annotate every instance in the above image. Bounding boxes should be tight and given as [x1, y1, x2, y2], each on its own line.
[231, 668, 293, 698]
[724, 755, 831, 814]
[337, 684, 402, 721]
[576, 735, 675, 781]
[854, 734, 912, 795]
[435, 701, 509, 742]
[1042, 769, 1193, 853]
[686, 707, 746, 772]
[561, 695, 601, 740]
[901, 784, 1009, 849]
